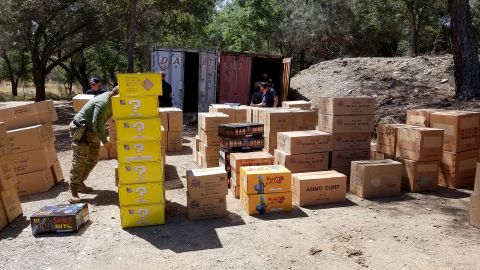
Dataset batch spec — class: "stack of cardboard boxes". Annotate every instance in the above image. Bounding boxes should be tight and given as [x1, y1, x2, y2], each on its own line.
[229, 152, 274, 198]
[0, 101, 64, 196]
[470, 164, 480, 228]
[0, 122, 23, 231]
[186, 167, 228, 220]
[195, 112, 230, 168]
[158, 108, 183, 152]
[317, 97, 375, 176]
[112, 73, 165, 228]
[209, 104, 249, 123]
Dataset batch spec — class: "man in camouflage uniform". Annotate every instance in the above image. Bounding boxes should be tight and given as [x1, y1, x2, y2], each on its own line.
[68, 87, 118, 203]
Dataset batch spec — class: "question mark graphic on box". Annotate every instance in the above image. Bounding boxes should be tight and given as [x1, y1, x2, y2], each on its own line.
[135, 187, 147, 203]
[133, 144, 144, 155]
[138, 208, 149, 222]
[133, 122, 145, 138]
[134, 166, 146, 180]
[129, 100, 141, 116]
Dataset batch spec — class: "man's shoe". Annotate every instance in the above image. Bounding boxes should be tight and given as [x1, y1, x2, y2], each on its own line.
[77, 183, 94, 193]
[67, 186, 81, 203]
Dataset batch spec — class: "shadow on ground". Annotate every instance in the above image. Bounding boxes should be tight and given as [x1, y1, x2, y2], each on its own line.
[164, 164, 184, 190]
[167, 146, 193, 156]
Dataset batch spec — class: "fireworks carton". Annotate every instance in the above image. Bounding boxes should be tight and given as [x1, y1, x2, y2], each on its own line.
[395, 126, 444, 161]
[395, 158, 439, 192]
[115, 118, 162, 141]
[117, 140, 162, 163]
[30, 203, 89, 235]
[274, 150, 329, 173]
[186, 192, 227, 220]
[318, 115, 375, 134]
[117, 161, 163, 185]
[277, 130, 332, 155]
[118, 182, 165, 207]
[318, 97, 375, 115]
[292, 171, 347, 206]
[240, 165, 291, 194]
[332, 133, 371, 151]
[117, 73, 163, 96]
[186, 167, 228, 198]
[120, 204, 165, 228]
[350, 160, 402, 199]
[112, 95, 159, 119]
[406, 109, 445, 127]
[240, 190, 292, 215]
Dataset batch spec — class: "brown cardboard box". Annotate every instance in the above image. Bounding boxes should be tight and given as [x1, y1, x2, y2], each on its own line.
[350, 160, 402, 199]
[195, 135, 201, 151]
[15, 168, 55, 196]
[439, 150, 478, 188]
[187, 193, 227, 220]
[7, 124, 53, 153]
[235, 106, 249, 122]
[230, 152, 274, 171]
[10, 147, 56, 175]
[99, 142, 109, 160]
[0, 122, 11, 156]
[430, 110, 480, 153]
[0, 157, 16, 192]
[330, 149, 370, 168]
[396, 158, 439, 192]
[193, 150, 199, 165]
[0, 188, 23, 222]
[186, 167, 228, 198]
[209, 104, 236, 123]
[331, 166, 351, 177]
[275, 150, 329, 173]
[470, 194, 480, 228]
[319, 97, 375, 115]
[277, 130, 332, 154]
[0, 100, 58, 130]
[318, 114, 374, 134]
[332, 133, 371, 151]
[376, 124, 410, 155]
[199, 141, 220, 161]
[292, 171, 347, 206]
[158, 108, 169, 131]
[199, 112, 230, 131]
[263, 132, 278, 152]
[292, 110, 317, 131]
[475, 163, 480, 195]
[395, 126, 444, 161]
[167, 108, 183, 131]
[167, 131, 183, 152]
[282, 100, 312, 109]
[263, 110, 293, 131]
[200, 157, 219, 168]
[50, 160, 64, 184]
[199, 129, 220, 146]
[406, 109, 444, 127]
[230, 177, 240, 199]
[72, 94, 94, 112]
[0, 203, 7, 231]
[374, 152, 394, 160]
[370, 143, 377, 160]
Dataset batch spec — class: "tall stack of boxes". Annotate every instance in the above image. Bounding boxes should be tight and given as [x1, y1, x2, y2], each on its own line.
[229, 152, 274, 198]
[186, 167, 228, 220]
[112, 73, 165, 228]
[317, 97, 375, 176]
[0, 122, 23, 231]
[195, 112, 229, 168]
[158, 108, 183, 152]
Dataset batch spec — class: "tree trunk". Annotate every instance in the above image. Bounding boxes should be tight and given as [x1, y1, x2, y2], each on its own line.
[448, 0, 480, 100]
[33, 69, 46, 101]
[409, 7, 419, 56]
[1, 50, 18, 97]
[12, 79, 18, 97]
[299, 49, 306, 70]
[127, 0, 138, 73]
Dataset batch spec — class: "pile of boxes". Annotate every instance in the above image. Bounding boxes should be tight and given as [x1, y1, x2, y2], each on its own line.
[158, 107, 183, 152]
[470, 164, 480, 228]
[209, 104, 249, 123]
[0, 122, 23, 231]
[186, 167, 228, 220]
[112, 73, 166, 228]
[194, 112, 229, 168]
[229, 151, 274, 198]
[0, 101, 64, 197]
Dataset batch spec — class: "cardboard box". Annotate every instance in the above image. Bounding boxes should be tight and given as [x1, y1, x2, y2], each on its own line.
[115, 118, 162, 141]
[330, 149, 370, 168]
[199, 112, 230, 131]
[50, 160, 64, 184]
[167, 108, 183, 131]
[430, 111, 480, 153]
[275, 150, 329, 173]
[0, 157, 16, 192]
[193, 151, 199, 165]
[396, 158, 439, 192]
[230, 177, 240, 198]
[406, 109, 444, 127]
[167, 131, 182, 152]
[230, 152, 274, 171]
[282, 100, 312, 109]
[319, 97, 375, 115]
[370, 143, 377, 160]
[0, 122, 11, 156]
[72, 94, 94, 112]
[240, 165, 291, 194]
[332, 133, 371, 151]
[475, 163, 480, 195]
[118, 182, 165, 207]
[292, 110, 317, 131]
[0, 188, 23, 222]
[158, 108, 169, 131]
[198, 153, 220, 168]
[118, 161, 163, 185]
[395, 126, 444, 161]
[235, 106, 249, 122]
[99, 142, 110, 160]
[470, 194, 480, 228]
[199, 141, 220, 161]
[292, 171, 347, 206]
[439, 150, 478, 188]
[117, 73, 163, 96]
[318, 114, 375, 133]
[186, 167, 228, 198]
[117, 140, 162, 163]
[0, 204, 7, 231]
[187, 193, 227, 220]
[195, 135, 201, 151]
[277, 130, 332, 154]
[15, 168, 55, 196]
[199, 129, 220, 146]
[10, 147, 56, 175]
[264, 132, 278, 151]
[376, 124, 410, 155]
[240, 190, 292, 215]
[263, 110, 293, 131]
[112, 95, 159, 120]
[120, 203, 165, 228]
[30, 203, 90, 235]
[350, 160, 402, 199]
[331, 166, 351, 177]
[374, 152, 395, 160]
[0, 100, 58, 130]
[209, 104, 236, 123]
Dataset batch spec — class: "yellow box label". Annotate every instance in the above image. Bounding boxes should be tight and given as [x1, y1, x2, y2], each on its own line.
[112, 95, 159, 119]
[120, 204, 165, 228]
[116, 118, 162, 141]
[117, 73, 163, 96]
[117, 140, 162, 163]
[240, 190, 292, 215]
[240, 165, 291, 194]
[118, 182, 165, 206]
[118, 161, 163, 185]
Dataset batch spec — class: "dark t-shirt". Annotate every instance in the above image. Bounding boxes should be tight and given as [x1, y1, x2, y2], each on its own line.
[159, 80, 173, 107]
[86, 88, 107, 96]
[251, 91, 263, 104]
[262, 88, 278, 107]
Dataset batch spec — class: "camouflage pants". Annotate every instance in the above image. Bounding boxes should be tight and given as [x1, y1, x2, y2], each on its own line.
[69, 122, 100, 187]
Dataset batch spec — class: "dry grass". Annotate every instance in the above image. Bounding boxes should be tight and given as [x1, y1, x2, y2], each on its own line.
[0, 80, 83, 101]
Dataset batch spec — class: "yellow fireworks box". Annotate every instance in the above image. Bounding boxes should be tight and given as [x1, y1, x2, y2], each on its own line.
[240, 190, 292, 215]
[112, 95, 159, 119]
[115, 118, 162, 141]
[117, 73, 163, 96]
[240, 165, 291, 195]
[117, 140, 162, 163]
[118, 182, 165, 207]
[120, 203, 165, 228]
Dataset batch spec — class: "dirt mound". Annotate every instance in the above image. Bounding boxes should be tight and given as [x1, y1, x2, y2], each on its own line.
[290, 55, 480, 125]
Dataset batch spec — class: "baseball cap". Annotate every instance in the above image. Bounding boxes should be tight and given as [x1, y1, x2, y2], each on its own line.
[89, 77, 100, 84]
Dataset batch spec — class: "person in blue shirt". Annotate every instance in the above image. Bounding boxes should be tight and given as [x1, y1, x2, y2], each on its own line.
[85, 77, 107, 96]
[252, 82, 278, 107]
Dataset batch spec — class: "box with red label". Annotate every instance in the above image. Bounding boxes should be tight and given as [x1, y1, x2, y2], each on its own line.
[240, 165, 291, 194]
[30, 203, 89, 235]
[240, 190, 292, 215]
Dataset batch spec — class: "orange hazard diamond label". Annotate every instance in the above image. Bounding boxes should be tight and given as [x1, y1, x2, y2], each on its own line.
[142, 79, 154, 91]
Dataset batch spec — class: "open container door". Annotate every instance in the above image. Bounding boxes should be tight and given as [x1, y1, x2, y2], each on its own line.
[218, 53, 252, 105]
[279, 57, 292, 103]
[151, 47, 185, 109]
[198, 50, 218, 112]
